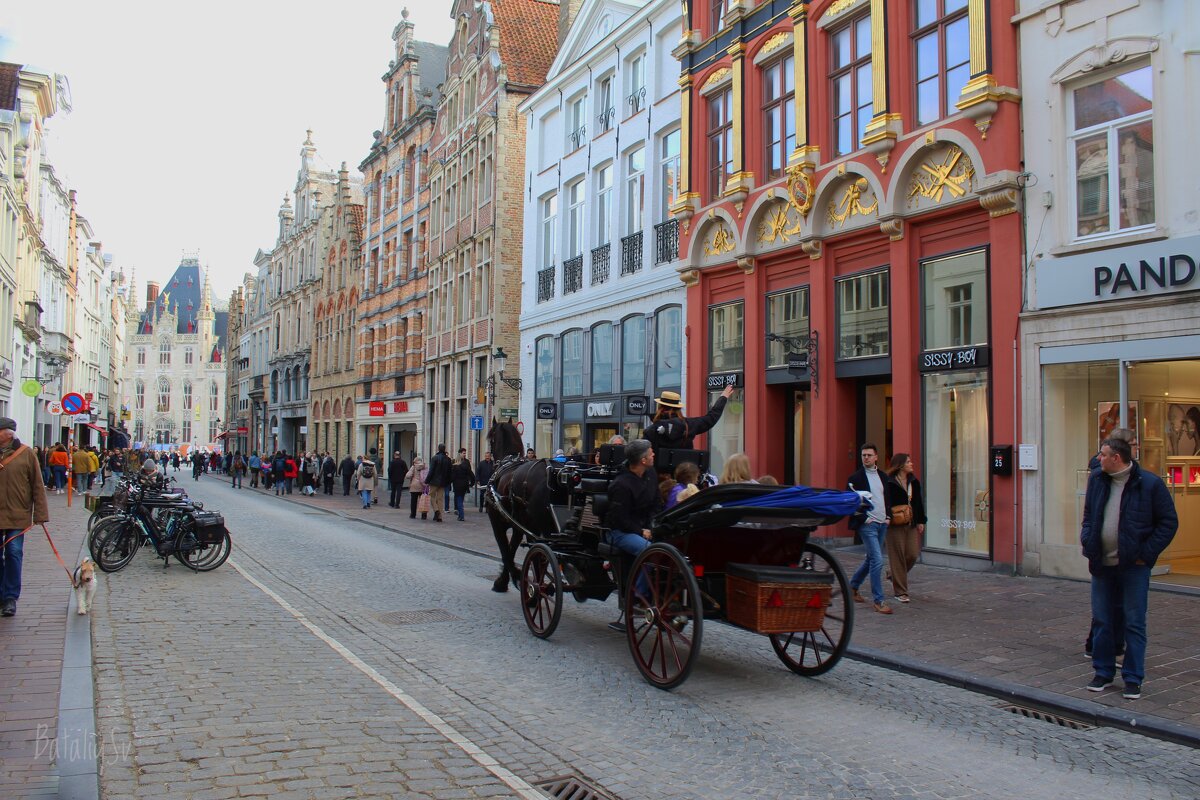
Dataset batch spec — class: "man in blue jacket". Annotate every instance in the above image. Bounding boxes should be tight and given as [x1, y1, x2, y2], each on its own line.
[1080, 437, 1177, 700]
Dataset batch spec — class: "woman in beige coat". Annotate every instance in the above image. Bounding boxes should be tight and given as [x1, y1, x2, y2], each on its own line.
[354, 456, 378, 509]
[405, 458, 428, 519]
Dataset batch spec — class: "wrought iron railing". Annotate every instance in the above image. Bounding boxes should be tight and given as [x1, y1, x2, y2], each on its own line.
[537, 266, 556, 303]
[597, 107, 615, 132]
[563, 256, 583, 295]
[591, 244, 610, 286]
[654, 219, 679, 265]
[568, 125, 587, 150]
[627, 87, 646, 114]
[620, 232, 643, 275]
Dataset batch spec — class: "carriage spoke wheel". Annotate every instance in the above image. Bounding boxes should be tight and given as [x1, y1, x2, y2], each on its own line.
[769, 541, 854, 676]
[520, 543, 563, 639]
[625, 543, 703, 690]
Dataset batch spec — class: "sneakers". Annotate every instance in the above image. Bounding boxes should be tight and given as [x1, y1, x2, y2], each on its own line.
[852, 589, 865, 604]
[895, 594, 910, 604]
[1086, 675, 1114, 692]
[1, 598, 15, 617]
[1122, 682, 1142, 700]
[872, 602, 893, 615]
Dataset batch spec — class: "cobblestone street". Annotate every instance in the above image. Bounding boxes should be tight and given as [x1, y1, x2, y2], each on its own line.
[80, 479, 1200, 799]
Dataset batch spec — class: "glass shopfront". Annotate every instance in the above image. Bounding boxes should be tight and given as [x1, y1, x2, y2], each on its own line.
[921, 249, 991, 557]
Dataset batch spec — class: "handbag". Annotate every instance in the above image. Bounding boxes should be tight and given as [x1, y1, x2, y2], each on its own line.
[890, 479, 914, 526]
[417, 492, 431, 514]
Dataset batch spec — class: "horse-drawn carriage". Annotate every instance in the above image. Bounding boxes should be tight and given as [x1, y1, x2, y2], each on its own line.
[484, 430, 863, 690]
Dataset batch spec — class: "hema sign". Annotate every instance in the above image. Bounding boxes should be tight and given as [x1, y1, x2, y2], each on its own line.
[1034, 234, 1200, 309]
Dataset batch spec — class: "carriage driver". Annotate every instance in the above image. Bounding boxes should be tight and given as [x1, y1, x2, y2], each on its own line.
[644, 384, 735, 452]
[604, 439, 661, 575]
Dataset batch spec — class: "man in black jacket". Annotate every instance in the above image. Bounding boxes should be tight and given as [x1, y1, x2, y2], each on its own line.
[321, 453, 336, 495]
[604, 440, 660, 603]
[387, 451, 408, 507]
[475, 452, 495, 512]
[425, 444, 453, 523]
[338, 454, 357, 496]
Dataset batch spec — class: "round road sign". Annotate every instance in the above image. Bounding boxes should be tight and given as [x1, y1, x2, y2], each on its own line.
[515, 421, 525, 435]
[61, 392, 85, 414]
[21, 379, 42, 398]
[46, 400, 63, 415]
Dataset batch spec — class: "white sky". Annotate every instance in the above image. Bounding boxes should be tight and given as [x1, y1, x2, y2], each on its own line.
[0, 1, 455, 303]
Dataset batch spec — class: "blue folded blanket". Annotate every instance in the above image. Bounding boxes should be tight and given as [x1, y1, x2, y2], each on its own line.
[721, 485, 863, 516]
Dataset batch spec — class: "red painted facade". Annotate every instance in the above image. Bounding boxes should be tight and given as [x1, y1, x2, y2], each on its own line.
[675, 0, 1024, 566]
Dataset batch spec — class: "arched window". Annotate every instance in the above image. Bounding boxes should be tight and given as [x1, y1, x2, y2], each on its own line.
[655, 306, 682, 389]
[182, 380, 193, 410]
[561, 330, 584, 396]
[157, 378, 171, 412]
[621, 315, 646, 392]
[535, 336, 555, 399]
[209, 381, 219, 412]
[284, 368, 292, 402]
[591, 322, 613, 394]
[159, 340, 171, 366]
[270, 371, 279, 403]
[135, 380, 145, 410]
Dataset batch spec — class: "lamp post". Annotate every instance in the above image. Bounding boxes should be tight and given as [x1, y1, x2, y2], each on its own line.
[484, 347, 522, 407]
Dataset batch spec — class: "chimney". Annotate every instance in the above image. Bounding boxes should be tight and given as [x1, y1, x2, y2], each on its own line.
[558, 0, 583, 48]
[146, 281, 160, 311]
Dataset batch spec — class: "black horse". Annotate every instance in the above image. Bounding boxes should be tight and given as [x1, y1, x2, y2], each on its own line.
[484, 420, 554, 592]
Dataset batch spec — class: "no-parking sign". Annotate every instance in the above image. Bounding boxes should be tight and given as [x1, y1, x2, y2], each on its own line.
[61, 392, 85, 414]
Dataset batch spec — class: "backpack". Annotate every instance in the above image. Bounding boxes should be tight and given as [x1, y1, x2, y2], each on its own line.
[233, 456, 244, 470]
[360, 461, 376, 479]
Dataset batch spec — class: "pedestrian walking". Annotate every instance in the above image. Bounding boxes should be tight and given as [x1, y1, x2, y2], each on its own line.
[71, 446, 91, 494]
[0, 417, 50, 617]
[321, 453, 336, 495]
[231, 452, 246, 488]
[884, 453, 926, 604]
[387, 451, 408, 508]
[475, 452, 494, 512]
[86, 447, 100, 490]
[299, 453, 313, 494]
[451, 448, 475, 521]
[426, 444, 453, 523]
[339, 454, 356, 496]
[192, 452, 204, 481]
[48, 444, 68, 494]
[1081, 436, 1178, 700]
[847, 442, 893, 615]
[248, 452, 261, 488]
[406, 458, 428, 519]
[35, 445, 50, 489]
[355, 455, 378, 509]
[272, 452, 287, 495]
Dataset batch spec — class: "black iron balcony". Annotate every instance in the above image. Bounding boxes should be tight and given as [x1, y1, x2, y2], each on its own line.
[563, 255, 583, 295]
[627, 86, 646, 114]
[591, 244, 610, 286]
[620, 231, 643, 275]
[654, 219, 679, 265]
[568, 125, 587, 150]
[537, 266, 555, 303]
[597, 107, 615, 132]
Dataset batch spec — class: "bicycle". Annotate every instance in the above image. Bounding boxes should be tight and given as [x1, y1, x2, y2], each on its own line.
[91, 483, 230, 573]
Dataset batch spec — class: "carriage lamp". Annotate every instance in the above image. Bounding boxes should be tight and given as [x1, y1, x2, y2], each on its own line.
[484, 347, 523, 404]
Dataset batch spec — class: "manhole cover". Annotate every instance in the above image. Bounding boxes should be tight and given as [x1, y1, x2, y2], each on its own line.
[378, 609, 462, 626]
[999, 703, 1094, 731]
[536, 774, 620, 800]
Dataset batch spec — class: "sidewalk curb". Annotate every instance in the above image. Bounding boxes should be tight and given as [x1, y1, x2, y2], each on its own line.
[56, 538, 100, 800]
[847, 645, 1200, 749]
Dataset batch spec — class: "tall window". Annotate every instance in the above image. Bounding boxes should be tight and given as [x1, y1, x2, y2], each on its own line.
[181, 419, 191, 443]
[183, 380, 193, 411]
[566, 179, 585, 258]
[710, 0, 727, 33]
[136, 347, 145, 366]
[913, 0, 970, 125]
[766, 287, 810, 367]
[479, 134, 494, 203]
[159, 340, 170, 366]
[135, 380, 144, 410]
[763, 55, 796, 178]
[621, 316, 646, 392]
[707, 88, 733, 199]
[157, 378, 170, 412]
[561, 330, 583, 396]
[475, 237, 491, 318]
[921, 249, 987, 349]
[831, 14, 873, 156]
[567, 93, 587, 150]
[1070, 64, 1154, 238]
[655, 306, 682, 389]
[837, 269, 890, 359]
[595, 163, 613, 245]
[708, 302, 745, 372]
[535, 336, 555, 398]
[210, 382, 219, 411]
[597, 76, 615, 132]
[659, 129, 681, 220]
[627, 52, 646, 114]
[184, 347, 193, 365]
[624, 147, 645, 234]
[541, 193, 558, 269]
[591, 322, 613, 394]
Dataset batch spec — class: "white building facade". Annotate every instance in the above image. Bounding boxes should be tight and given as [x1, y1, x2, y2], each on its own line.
[1017, 0, 1200, 583]
[518, 0, 686, 457]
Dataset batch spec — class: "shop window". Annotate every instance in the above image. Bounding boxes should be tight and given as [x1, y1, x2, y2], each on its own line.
[592, 322, 613, 394]
[707, 88, 733, 200]
[709, 302, 745, 372]
[535, 336, 555, 399]
[836, 270, 889, 360]
[829, 13, 872, 156]
[766, 287, 810, 368]
[912, 0, 970, 126]
[763, 54, 796, 179]
[921, 250, 987, 349]
[655, 306, 682, 389]
[622, 315, 646, 392]
[1070, 64, 1154, 239]
[707, 388, 744, 479]
[562, 330, 584, 397]
[923, 369, 990, 555]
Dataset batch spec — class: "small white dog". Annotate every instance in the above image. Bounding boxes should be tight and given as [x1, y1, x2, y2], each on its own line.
[74, 558, 97, 615]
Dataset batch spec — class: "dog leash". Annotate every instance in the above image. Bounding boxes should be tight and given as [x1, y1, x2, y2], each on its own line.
[1, 524, 78, 588]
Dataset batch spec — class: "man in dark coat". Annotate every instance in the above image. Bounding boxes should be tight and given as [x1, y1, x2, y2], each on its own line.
[1080, 437, 1178, 700]
[338, 454, 357, 496]
[387, 451, 408, 507]
[475, 451, 495, 512]
[321, 453, 336, 495]
[0, 417, 50, 616]
[425, 444, 453, 523]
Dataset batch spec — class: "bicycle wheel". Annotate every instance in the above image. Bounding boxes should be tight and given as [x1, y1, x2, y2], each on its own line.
[87, 506, 118, 535]
[172, 524, 231, 572]
[93, 520, 141, 572]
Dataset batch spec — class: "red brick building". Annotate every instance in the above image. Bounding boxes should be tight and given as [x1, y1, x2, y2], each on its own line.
[674, 0, 1023, 569]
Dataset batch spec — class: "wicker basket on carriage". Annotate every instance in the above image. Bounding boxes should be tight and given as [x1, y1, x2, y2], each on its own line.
[724, 563, 833, 635]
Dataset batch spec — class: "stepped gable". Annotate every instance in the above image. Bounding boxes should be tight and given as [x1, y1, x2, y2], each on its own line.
[493, 0, 559, 88]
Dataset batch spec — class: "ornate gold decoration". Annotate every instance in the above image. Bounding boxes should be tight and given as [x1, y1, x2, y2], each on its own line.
[761, 32, 790, 56]
[702, 68, 731, 91]
[757, 202, 793, 245]
[785, 164, 814, 219]
[824, 0, 861, 19]
[704, 222, 736, 256]
[827, 178, 878, 228]
[907, 146, 975, 205]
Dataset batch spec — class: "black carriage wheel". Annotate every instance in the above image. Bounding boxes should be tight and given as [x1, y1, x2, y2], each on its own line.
[520, 543, 563, 639]
[769, 541, 854, 676]
[625, 543, 703, 691]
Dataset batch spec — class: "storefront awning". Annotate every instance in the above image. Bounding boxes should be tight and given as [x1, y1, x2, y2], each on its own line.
[214, 431, 231, 440]
[84, 423, 108, 435]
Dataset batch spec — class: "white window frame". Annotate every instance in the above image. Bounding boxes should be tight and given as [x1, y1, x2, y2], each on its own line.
[595, 163, 613, 246]
[624, 147, 645, 235]
[566, 178, 585, 258]
[541, 193, 558, 270]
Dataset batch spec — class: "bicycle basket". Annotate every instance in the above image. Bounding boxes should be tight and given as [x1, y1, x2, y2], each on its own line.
[191, 511, 228, 545]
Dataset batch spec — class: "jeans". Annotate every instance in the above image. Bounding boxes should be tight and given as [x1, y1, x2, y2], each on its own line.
[1091, 564, 1151, 684]
[250, 468, 260, 487]
[52, 466, 67, 490]
[232, 471, 242, 488]
[1, 529, 24, 601]
[390, 483, 403, 507]
[360, 489, 372, 508]
[850, 521, 887, 604]
[41, 466, 51, 487]
[454, 491, 466, 520]
[607, 529, 651, 597]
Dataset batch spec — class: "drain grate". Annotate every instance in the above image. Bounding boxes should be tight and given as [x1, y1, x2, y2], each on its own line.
[378, 609, 462, 626]
[999, 703, 1095, 731]
[536, 774, 620, 800]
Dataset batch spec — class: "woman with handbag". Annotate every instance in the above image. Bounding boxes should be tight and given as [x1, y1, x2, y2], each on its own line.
[885, 453, 927, 604]
[406, 457, 429, 520]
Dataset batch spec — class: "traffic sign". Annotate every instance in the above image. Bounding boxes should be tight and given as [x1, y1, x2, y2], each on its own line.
[46, 400, 63, 415]
[470, 415, 484, 431]
[61, 392, 85, 414]
[21, 379, 42, 398]
[515, 421, 525, 435]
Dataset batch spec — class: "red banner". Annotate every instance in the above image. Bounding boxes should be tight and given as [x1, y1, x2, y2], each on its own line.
[368, 401, 386, 416]
[393, 402, 408, 413]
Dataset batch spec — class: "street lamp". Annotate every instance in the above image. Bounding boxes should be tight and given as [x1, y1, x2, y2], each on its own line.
[484, 347, 522, 406]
